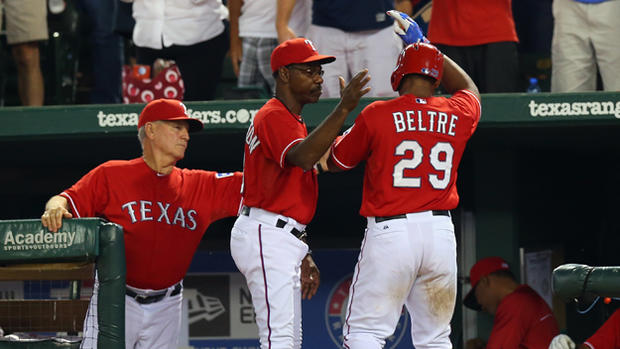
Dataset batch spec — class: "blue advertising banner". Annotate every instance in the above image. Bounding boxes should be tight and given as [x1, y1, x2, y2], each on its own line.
[185, 249, 413, 349]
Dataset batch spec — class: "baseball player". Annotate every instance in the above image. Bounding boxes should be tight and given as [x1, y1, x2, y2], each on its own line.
[230, 37, 370, 349]
[41, 99, 243, 349]
[464, 257, 559, 349]
[549, 308, 620, 349]
[322, 13, 481, 348]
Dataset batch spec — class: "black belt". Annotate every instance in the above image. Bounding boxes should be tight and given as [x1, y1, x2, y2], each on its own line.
[241, 206, 306, 240]
[375, 210, 450, 223]
[126, 282, 182, 304]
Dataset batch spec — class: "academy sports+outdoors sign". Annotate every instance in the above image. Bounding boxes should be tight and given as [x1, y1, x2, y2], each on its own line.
[0, 219, 99, 263]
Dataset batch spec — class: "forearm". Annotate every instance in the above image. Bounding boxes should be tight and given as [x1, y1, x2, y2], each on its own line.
[286, 104, 351, 170]
[45, 195, 69, 211]
[441, 55, 480, 99]
[276, 0, 295, 33]
[228, 0, 242, 40]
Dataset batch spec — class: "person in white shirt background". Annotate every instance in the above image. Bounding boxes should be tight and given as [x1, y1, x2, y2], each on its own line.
[229, 0, 311, 94]
[125, 0, 230, 101]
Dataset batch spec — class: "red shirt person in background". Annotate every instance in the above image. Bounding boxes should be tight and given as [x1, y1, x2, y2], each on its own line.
[464, 257, 560, 349]
[427, 0, 519, 93]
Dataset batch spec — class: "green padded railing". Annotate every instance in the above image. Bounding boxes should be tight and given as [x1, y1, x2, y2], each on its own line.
[552, 263, 620, 302]
[0, 218, 125, 349]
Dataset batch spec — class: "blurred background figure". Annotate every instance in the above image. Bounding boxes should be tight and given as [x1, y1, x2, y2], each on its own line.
[551, 0, 620, 92]
[126, 0, 229, 101]
[77, 0, 124, 103]
[305, 0, 411, 98]
[1, 0, 48, 106]
[229, 0, 310, 95]
[464, 257, 559, 349]
[428, 0, 520, 93]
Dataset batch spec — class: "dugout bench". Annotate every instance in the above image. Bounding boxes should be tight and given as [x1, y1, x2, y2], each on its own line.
[0, 218, 125, 349]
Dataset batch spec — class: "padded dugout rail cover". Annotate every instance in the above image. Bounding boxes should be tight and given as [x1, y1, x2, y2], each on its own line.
[0, 218, 99, 263]
[552, 263, 620, 301]
[0, 218, 126, 349]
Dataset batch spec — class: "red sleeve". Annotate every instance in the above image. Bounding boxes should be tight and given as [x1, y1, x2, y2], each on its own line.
[486, 301, 528, 349]
[60, 164, 110, 218]
[448, 90, 482, 136]
[584, 309, 620, 349]
[199, 171, 243, 222]
[330, 109, 372, 170]
[256, 110, 306, 168]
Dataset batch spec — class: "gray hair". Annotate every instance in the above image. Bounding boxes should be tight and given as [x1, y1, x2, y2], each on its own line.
[138, 126, 146, 149]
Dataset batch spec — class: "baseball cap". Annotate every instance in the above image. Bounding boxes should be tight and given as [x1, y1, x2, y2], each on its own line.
[137, 98, 203, 132]
[463, 257, 511, 311]
[270, 38, 335, 73]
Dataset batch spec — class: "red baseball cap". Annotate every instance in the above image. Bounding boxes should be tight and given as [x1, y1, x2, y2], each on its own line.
[463, 257, 511, 311]
[270, 37, 335, 73]
[137, 98, 203, 132]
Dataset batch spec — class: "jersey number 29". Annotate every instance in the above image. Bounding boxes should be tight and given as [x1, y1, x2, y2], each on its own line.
[393, 140, 454, 189]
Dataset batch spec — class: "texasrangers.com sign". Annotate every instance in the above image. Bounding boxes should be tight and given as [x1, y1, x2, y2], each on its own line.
[528, 100, 620, 119]
[96, 107, 260, 128]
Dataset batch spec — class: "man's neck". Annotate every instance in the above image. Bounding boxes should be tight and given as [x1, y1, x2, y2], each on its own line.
[275, 89, 303, 115]
[142, 151, 176, 175]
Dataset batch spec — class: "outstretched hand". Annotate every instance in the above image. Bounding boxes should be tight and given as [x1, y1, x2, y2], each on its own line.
[387, 10, 429, 46]
[301, 254, 320, 299]
[338, 69, 371, 113]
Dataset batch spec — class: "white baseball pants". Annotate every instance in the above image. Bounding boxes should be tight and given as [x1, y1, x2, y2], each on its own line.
[343, 211, 457, 349]
[230, 208, 309, 349]
[80, 275, 182, 349]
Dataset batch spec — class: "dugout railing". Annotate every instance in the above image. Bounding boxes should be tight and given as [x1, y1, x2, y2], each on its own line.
[0, 218, 125, 349]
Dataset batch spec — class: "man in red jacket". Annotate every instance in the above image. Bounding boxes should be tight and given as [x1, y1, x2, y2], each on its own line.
[427, 0, 519, 93]
[464, 257, 560, 349]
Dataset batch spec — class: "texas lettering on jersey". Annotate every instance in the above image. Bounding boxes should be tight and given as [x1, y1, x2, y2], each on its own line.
[121, 200, 198, 230]
[60, 157, 243, 289]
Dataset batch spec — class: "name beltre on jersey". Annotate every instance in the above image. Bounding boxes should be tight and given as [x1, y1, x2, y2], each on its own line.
[392, 109, 459, 136]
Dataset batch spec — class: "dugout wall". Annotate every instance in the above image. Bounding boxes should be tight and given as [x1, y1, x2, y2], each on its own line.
[1, 92, 619, 347]
[0, 218, 125, 348]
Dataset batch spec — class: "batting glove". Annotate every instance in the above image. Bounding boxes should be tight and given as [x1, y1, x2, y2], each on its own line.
[387, 10, 429, 45]
[549, 334, 576, 349]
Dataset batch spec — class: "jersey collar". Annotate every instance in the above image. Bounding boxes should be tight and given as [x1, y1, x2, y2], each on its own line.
[274, 97, 304, 124]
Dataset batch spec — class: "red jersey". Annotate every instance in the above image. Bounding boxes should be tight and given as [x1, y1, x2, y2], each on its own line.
[61, 157, 242, 290]
[428, 0, 519, 46]
[241, 98, 318, 224]
[331, 90, 480, 217]
[487, 285, 559, 349]
[584, 309, 620, 349]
